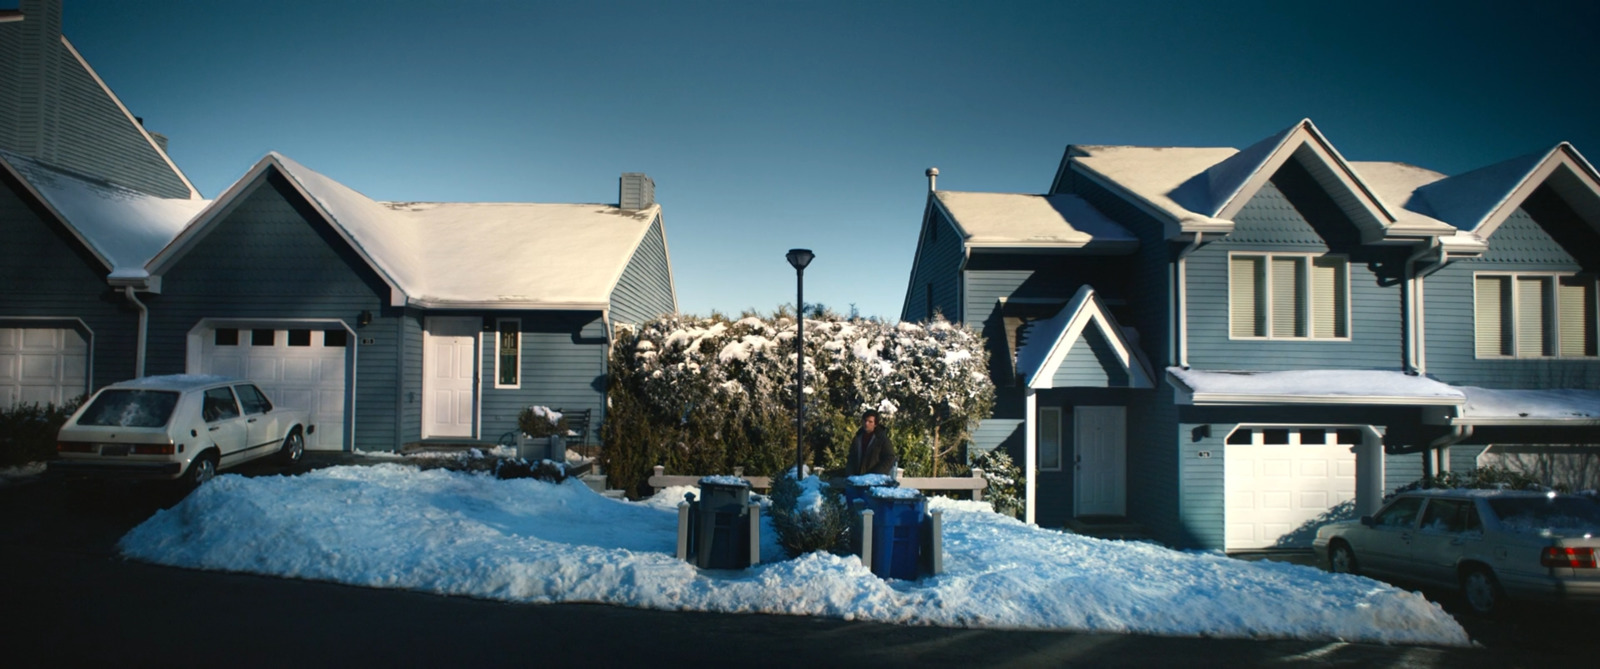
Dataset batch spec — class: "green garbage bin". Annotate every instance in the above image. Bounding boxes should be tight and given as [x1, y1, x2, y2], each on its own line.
[690, 476, 752, 569]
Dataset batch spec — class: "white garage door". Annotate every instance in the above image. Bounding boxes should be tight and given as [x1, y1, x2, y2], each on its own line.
[1225, 427, 1358, 551]
[0, 326, 88, 408]
[198, 326, 349, 451]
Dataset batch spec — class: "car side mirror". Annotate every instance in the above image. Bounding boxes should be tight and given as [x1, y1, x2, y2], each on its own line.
[1359, 515, 1375, 527]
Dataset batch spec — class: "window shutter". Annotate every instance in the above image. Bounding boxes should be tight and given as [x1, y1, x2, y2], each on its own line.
[1271, 257, 1305, 337]
[1559, 276, 1596, 357]
[1230, 256, 1264, 337]
[1516, 277, 1550, 357]
[1311, 257, 1347, 338]
[1475, 276, 1509, 356]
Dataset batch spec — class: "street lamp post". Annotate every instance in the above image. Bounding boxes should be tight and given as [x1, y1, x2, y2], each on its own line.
[786, 249, 814, 480]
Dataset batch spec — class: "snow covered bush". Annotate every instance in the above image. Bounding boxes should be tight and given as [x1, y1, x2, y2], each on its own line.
[600, 309, 995, 497]
[0, 398, 83, 467]
[1390, 465, 1554, 497]
[517, 405, 569, 439]
[767, 468, 850, 557]
[969, 448, 1023, 519]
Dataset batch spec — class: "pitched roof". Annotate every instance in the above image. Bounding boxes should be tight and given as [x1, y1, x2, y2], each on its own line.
[1015, 286, 1153, 389]
[1, 150, 206, 278]
[1412, 143, 1600, 239]
[150, 153, 664, 310]
[1166, 368, 1465, 406]
[933, 190, 1135, 250]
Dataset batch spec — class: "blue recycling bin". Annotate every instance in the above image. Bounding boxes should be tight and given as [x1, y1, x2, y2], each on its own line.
[842, 473, 897, 506]
[867, 487, 926, 580]
[688, 476, 752, 569]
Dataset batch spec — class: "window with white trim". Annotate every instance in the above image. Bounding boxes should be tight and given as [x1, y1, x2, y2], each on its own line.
[1229, 253, 1348, 339]
[1038, 406, 1062, 471]
[494, 319, 521, 388]
[1475, 273, 1597, 358]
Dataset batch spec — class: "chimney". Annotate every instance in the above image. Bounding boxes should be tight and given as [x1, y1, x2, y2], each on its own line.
[619, 172, 654, 210]
[926, 167, 939, 192]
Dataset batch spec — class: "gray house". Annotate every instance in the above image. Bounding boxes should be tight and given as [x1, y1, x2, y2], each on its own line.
[903, 119, 1600, 551]
[139, 154, 677, 453]
[1, 0, 203, 408]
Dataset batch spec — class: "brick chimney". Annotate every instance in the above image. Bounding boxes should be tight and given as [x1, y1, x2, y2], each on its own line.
[619, 173, 655, 210]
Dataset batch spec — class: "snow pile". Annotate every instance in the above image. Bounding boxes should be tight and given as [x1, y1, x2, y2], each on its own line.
[119, 465, 1468, 646]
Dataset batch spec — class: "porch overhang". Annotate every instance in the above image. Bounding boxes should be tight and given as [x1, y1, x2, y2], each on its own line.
[1422, 386, 1600, 427]
[1167, 368, 1466, 407]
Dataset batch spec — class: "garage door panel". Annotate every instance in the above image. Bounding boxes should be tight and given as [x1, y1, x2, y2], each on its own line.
[1, 327, 88, 408]
[199, 326, 349, 451]
[1261, 492, 1291, 509]
[21, 355, 58, 380]
[282, 358, 317, 383]
[248, 356, 281, 381]
[1262, 459, 1292, 477]
[1227, 441, 1359, 551]
[22, 328, 58, 349]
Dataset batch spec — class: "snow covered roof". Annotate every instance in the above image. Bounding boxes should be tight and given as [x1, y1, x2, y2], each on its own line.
[0, 151, 208, 278]
[150, 153, 664, 310]
[932, 191, 1135, 251]
[1448, 386, 1600, 426]
[1166, 368, 1466, 406]
[1412, 143, 1600, 240]
[1066, 145, 1239, 235]
[1015, 286, 1153, 389]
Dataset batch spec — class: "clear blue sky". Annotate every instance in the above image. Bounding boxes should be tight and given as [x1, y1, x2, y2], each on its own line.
[59, 0, 1600, 321]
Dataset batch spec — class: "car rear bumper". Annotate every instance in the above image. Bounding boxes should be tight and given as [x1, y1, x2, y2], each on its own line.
[47, 459, 184, 479]
[1500, 572, 1600, 604]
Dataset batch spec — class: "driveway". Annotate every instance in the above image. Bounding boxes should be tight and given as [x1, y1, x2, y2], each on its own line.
[0, 459, 1585, 667]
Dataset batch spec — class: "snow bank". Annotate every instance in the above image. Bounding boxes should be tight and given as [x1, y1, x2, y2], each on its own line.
[118, 465, 1468, 646]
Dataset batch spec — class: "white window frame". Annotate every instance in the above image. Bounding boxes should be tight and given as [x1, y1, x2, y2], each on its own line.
[493, 318, 521, 389]
[1227, 252, 1351, 341]
[1473, 271, 1598, 359]
[1038, 406, 1063, 472]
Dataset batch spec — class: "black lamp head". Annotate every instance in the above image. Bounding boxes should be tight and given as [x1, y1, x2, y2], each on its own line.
[786, 248, 814, 271]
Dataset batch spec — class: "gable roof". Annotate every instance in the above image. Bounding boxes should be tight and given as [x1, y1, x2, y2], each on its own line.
[0, 150, 206, 279]
[0, 3, 198, 199]
[1014, 285, 1153, 390]
[1349, 161, 1488, 253]
[148, 153, 665, 311]
[1413, 143, 1600, 240]
[1061, 120, 1461, 243]
[932, 190, 1136, 251]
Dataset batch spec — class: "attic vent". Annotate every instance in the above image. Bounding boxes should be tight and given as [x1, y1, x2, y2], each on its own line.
[620, 173, 655, 210]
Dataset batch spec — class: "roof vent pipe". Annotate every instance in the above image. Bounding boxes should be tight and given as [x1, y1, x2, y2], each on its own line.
[926, 167, 939, 192]
[619, 173, 655, 210]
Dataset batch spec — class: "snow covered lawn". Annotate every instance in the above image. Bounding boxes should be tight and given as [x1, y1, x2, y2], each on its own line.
[118, 464, 1468, 646]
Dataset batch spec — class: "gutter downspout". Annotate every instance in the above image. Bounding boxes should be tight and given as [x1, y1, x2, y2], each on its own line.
[1423, 424, 1473, 482]
[122, 286, 148, 378]
[1174, 232, 1203, 368]
[1403, 239, 1441, 375]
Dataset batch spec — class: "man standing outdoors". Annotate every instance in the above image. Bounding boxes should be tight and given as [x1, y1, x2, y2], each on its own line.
[845, 409, 896, 476]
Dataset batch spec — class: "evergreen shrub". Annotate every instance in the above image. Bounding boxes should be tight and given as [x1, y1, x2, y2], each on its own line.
[0, 398, 83, 467]
[767, 469, 850, 558]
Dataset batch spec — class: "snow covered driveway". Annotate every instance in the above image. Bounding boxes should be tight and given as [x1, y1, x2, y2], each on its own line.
[118, 464, 1468, 646]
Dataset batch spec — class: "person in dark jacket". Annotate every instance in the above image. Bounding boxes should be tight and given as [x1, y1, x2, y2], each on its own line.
[845, 409, 896, 476]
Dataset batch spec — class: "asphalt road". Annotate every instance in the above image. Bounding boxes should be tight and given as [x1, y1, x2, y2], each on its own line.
[1, 457, 1592, 668]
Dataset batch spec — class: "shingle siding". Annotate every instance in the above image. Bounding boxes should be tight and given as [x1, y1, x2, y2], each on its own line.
[1052, 326, 1129, 388]
[609, 215, 675, 328]
[476, 312, 608, 445]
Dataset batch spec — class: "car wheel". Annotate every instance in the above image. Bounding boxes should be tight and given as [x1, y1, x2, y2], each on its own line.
[185, 453, 218, 490]
[1461, 566, 1504, 616]
[1328, 541, 1359, 575]
[278, 429, 305, 465]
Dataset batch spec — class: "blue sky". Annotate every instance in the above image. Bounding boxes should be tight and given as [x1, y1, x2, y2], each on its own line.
[60, 0, 1600, 321]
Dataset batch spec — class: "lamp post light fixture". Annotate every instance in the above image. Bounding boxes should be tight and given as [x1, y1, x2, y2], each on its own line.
[785, 248, 814, 480]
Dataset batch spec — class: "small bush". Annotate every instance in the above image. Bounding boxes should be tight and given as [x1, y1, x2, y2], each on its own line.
[493, 457, 570, 483]
[518, 406, 570, 439]
[970, 448, 1023, 518]
[0, 398, 84, 467]
[767, 469, 850, 558]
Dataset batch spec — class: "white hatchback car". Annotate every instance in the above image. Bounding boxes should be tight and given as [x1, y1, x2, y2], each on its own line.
[1314, 489, 1600, 615]
[50, 375, 313, 488]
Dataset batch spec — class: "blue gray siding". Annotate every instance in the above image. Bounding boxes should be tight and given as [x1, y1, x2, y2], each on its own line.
[399, 310, 423, 443]
[1052, 326, 1129, 387]
[145, 172, 397, 450]
[1423, 206, 1599, 388]
[1186, 181, 1405, 372]
[609, 216, 676, 328]
[476, 312, 608, 445]
[901, 205, 964, 323]
[0, 168, 137, 396]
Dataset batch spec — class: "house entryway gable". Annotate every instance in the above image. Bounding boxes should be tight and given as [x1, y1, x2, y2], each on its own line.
[423, 316, 479, 439]
[1075, 405, 1127, 516]
[0, 319, 91, 407]
[1222, 424, 1372, 551]
[188, 319, 355, 451]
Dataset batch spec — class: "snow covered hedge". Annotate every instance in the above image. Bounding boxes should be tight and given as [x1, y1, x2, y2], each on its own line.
[601, 310, 995, 496]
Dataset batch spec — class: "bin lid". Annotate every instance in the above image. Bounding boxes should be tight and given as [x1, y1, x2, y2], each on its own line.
[846, 473, 897, 487]
[698, 475, 752, 488]
[869, 486, 923, 500]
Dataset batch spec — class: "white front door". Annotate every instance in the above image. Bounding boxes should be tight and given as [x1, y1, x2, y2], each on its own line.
[1075, 406, 1126, 516]
[423, 317, 478, 438]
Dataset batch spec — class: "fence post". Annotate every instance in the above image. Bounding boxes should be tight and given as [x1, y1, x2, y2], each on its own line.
[747, 503, 761, 567]
[652, 465, 665, 494]
[860, 508, 874, 570]
[928, 509, 944, 575]
[971, 468, 985, 502]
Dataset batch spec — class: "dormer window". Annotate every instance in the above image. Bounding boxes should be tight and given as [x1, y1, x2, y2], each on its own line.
[1228, 253, 1349, 340]
[1475, 273, 1596, 358]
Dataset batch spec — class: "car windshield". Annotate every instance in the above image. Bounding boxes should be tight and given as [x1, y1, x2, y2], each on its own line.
[77, 389, 180, 428]
[1487, 496, 1600, 535]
